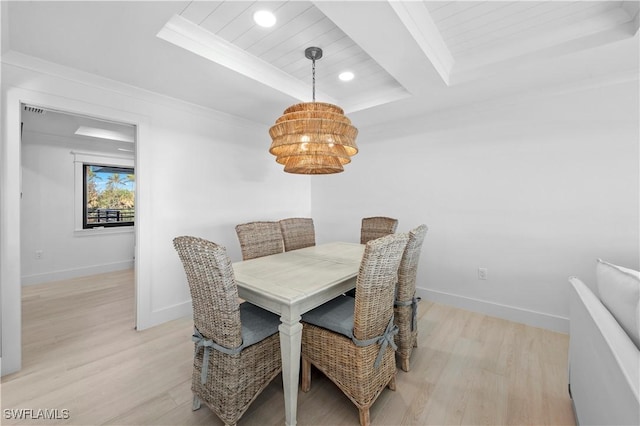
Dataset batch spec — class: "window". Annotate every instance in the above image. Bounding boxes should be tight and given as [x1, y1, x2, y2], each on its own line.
[83, 164, 135, 228]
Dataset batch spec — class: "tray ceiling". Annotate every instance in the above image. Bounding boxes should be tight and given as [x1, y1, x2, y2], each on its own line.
[4, 1, 639, 129]
[158, 1, 410, 113]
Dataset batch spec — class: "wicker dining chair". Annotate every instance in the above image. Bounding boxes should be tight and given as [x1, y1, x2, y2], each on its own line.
[394, 224, 428, 372]
[301, 232, 409, 426]
[235, 221, 284, 260]
[173, 236, 282, 426]
[360, 216, 399, 244]
[279, 217, 316, 251]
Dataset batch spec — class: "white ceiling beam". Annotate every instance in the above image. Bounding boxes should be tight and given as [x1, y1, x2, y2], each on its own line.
[156, 14, 338, 105]
[387, 0, 454, 86]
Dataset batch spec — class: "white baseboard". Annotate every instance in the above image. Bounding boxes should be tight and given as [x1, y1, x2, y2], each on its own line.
[418, 287, 569, 334]
[21, 260, 134, 286]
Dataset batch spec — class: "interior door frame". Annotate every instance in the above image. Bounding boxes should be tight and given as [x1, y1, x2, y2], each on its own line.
[1, 87, 148, 375]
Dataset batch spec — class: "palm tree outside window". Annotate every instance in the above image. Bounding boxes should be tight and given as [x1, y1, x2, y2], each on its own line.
[83, 164, 135, 228]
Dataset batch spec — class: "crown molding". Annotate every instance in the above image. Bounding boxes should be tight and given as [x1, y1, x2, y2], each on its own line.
[1, 50, 263, 131]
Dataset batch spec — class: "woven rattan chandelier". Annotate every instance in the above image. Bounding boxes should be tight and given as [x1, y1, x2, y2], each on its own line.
[269, 47, 359, 174]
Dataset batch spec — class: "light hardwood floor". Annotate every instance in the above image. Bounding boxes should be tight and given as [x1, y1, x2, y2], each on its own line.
[1, 270, 574, 425]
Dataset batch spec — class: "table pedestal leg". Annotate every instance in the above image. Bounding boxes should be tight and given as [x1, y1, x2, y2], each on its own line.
[279, 316, 302, 426]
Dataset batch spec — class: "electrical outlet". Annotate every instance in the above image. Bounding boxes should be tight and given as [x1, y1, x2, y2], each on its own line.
[35, 250, 43, 260]
[478, 267, 488, 280]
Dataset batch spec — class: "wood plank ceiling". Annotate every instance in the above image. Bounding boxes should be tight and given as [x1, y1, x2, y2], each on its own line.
[427, 1, 626, 57]
[162, 1, 637, 112]
[8, 1, 635, 124]
[177, 1, 407, 109]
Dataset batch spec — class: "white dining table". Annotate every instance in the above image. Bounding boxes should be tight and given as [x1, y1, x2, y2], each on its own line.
[233, 241, 365, 426]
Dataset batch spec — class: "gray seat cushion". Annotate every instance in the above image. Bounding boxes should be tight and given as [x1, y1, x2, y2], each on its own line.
[302, 295, 355, 339]
[240, 302, 281, 348]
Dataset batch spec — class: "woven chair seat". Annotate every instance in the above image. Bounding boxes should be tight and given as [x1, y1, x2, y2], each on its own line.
[173, 236, 282, 426]
[302, 295, 355, 338]
[303, 295, 399, 370]
[192, 302, 280, 386]
[194, 302, 280, 354]
[239, 302, 281, 345]
[301, 233, 409, 426]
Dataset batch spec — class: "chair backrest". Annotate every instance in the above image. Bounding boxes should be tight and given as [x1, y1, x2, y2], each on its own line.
[396, 224, 428, 303]
[173, 236, 242, 348]
[360, 216, 399, 244]
[353, 232, 409, 341]
[235, 221, 284, 260]
[279, 217, 316, 251]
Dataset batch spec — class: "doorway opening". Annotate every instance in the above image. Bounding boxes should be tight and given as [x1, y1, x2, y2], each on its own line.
[19, 104, 137, 359]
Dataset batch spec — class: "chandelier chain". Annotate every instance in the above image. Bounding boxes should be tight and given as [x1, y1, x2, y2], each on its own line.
[312, 58, 316, 102]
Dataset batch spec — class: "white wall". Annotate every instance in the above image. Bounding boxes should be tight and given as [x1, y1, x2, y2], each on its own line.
[2, 53, 636, 376]
[140, 99, 311, 312]
[1, 52, 311, 374]
[312, 78, 639, 332]
[20, 134, 135, 285]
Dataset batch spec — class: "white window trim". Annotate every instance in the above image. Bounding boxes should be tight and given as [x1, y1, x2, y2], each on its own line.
[72, 151, 135, 234]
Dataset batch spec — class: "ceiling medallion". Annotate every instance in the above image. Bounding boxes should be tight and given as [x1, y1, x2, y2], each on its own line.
[268, 47, 359, 174]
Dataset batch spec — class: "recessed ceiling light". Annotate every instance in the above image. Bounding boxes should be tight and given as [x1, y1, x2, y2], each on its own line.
[253, 10, 276, 28]
[338, 71, 355, 82]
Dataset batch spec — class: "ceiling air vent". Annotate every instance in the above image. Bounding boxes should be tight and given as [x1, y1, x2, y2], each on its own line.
[23, 105, 46, 114]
